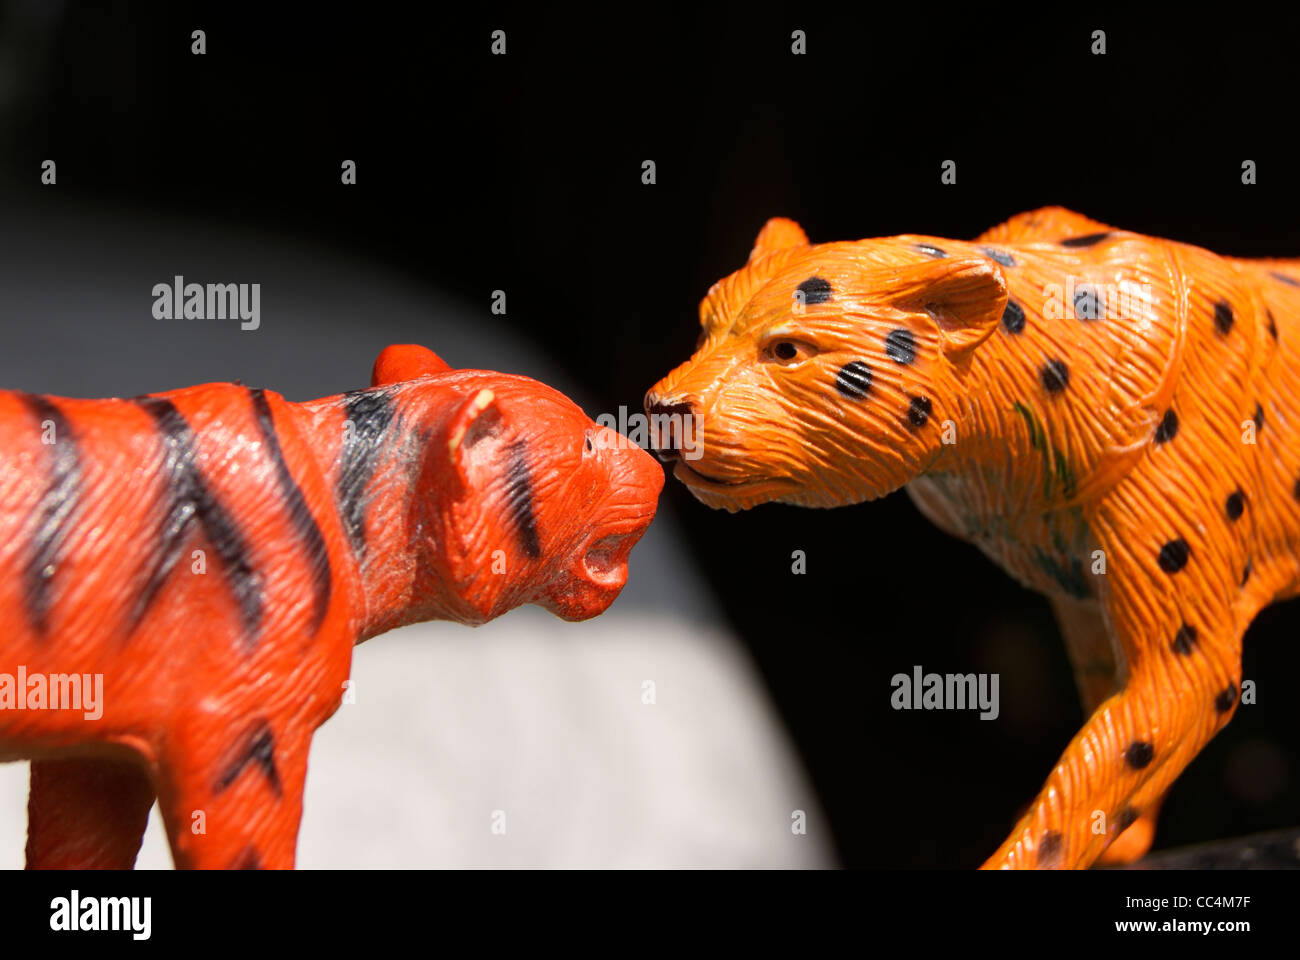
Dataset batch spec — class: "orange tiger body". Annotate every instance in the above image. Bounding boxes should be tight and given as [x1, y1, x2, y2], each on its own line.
[646, 207, 1300, 869]
[0, 344, 662, 869]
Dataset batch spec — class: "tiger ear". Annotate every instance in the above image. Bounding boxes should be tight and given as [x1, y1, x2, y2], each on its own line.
[371, 344, 452, 387]
[885, 258, 1008, 358]
[441, 388, 500, 490]
[425, 387, 506, 618]
[749, 217, 810, 262]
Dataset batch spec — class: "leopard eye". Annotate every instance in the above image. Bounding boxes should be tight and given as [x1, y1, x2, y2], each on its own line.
[761, 338, 817, 365]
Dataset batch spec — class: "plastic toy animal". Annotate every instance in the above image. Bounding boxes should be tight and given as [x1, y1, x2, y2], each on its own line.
[645, 207, 1300, 869]
[0, 344, 663, 869]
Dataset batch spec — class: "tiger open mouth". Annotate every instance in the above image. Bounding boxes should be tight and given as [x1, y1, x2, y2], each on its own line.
[583, 533, 633, 583]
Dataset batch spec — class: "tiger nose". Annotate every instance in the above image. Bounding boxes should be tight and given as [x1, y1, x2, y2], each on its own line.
[614, 432, 667, 503]
[643, 391, 697, 460]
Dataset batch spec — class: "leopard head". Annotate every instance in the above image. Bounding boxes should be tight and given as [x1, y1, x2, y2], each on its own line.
[645, 218, 1008, 511]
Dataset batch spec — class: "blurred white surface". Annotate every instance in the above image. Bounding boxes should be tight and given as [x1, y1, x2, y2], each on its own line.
[0, 607, 832, 868]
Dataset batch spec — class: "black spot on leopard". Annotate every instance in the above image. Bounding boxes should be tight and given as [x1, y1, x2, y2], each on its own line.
[1171, 623, 1197, 656]
[1040, 359, 1070, 394]
[1157, 538, 1190, 573]
[797, 277, 833, 305]
[1060, 232, 1111, 248]
[1226, 489, 1245, 521]
[1115, 807, 1140, 833]
[1073, 284, 1102, 321]
[835, 362, 872, 399]
[1214, 301, 1234, 336]
[1271, 270, 1300, 288]
[1253, 403, 1264, 433]
[907, 396, 932, 428]
[1153, 409, 1178, 444]
[885, 329, 916, 365]
[1124, 741, 1154, 769]
[1037, 830, 1064, 867]
[980, 247, 1016, 267]
[1001, 299, 1026, 334]
[1214, 684, 1237, 714]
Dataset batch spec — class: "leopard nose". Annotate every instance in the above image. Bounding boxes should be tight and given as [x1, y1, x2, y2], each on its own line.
[643, 392, 697, 459]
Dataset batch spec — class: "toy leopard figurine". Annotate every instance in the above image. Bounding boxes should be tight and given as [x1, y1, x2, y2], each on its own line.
[0, 344, 663, 869]
[645, 207, 1300, 869]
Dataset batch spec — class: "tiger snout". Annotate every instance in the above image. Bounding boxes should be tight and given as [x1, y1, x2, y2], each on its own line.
[541, 428, 664, 621]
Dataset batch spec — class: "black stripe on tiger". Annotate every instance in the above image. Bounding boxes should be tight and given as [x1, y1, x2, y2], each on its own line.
[503, 440, 542, 558]
[132, 397, 263, 640]
[250, 388, 332, 633]
[229, 846, 262, 870]
[214, 721, 282, 797]
[336, 387, 398, 557]
[21, 395, 82, 637]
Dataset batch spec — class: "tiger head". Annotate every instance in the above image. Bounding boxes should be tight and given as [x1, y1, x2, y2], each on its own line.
[644, 218, 1009, 511]
[374, 347, 664, 625]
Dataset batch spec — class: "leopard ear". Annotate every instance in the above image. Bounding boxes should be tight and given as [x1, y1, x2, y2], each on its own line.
[885, 258, 1008, 357]
[749, 217, 810, 262]
[371, 344, 452, 386]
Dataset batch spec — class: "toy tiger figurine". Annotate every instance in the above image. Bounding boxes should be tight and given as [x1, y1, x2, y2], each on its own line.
[0, 344, 663, 869]
[645, 207, 1300, 869]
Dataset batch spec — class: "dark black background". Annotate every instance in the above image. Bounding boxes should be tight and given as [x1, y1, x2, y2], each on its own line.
[1, 2, 1297, 867]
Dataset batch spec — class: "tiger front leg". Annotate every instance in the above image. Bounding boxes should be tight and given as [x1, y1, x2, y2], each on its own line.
[154, 708, 317, 869]
[984, 510, 1245, 869]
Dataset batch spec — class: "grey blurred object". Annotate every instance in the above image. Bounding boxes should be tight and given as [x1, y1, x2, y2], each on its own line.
[1120, 827, 1300, 870]
[0, 188, 833, 868]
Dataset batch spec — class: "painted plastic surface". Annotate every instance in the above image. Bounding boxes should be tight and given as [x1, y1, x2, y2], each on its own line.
[1, 344, 662, 868]
[646, 207, 1300, 868]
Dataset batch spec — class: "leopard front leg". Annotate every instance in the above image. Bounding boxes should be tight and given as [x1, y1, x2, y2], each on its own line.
[1048, 594, 1166, 865]
[984, 487, 1246, 869]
